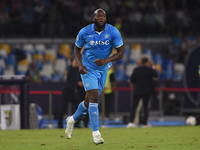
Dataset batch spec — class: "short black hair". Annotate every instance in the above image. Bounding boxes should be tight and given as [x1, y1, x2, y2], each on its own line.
[141, 57, 149, 64]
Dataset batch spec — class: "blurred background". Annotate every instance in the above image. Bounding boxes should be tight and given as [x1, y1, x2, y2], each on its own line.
[0, 0, 200, 38]
[0, 0, 200, 129]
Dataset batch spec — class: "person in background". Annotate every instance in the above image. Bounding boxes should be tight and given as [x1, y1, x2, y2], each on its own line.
[26, 59, 42, 84]
[0, 4, 10, 35]
[131, 59, 143, 125]
[127, 57, 158, 128]
[103, 65, 116, 119]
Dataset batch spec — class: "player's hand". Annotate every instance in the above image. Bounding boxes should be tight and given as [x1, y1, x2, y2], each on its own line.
[79, 65, 88, 74]
[94, 59, 107, 66]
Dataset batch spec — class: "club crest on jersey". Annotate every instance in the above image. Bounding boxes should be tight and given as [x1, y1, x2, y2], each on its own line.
[89, 40, 110, 46]
[85, 83, 89, 87]
[89, 40, 95, 45]
[105, 34, 109, 39]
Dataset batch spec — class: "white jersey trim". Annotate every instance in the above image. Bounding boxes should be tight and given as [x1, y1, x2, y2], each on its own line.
[115, 43, 123, 48]
[75, 43, 83, 48]
[95, 31, 103, 35]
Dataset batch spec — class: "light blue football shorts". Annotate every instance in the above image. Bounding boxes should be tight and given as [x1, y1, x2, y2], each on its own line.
[81, 68, 108, 95]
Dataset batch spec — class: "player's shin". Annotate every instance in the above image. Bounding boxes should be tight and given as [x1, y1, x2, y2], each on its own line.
[89, 102, 104, 144]
[89, 102, 99, 131]
[72, 101, 88, 122]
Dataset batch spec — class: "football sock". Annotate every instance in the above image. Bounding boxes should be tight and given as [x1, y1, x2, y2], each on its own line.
[89, 102, 99, 132]
[72, 101, 88, 122]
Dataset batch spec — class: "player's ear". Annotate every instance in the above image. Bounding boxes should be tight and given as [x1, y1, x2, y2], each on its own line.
[93, 17, 95, 22]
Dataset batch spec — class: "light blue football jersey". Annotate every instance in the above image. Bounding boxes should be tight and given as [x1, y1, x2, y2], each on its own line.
[75, 23, 123, 70]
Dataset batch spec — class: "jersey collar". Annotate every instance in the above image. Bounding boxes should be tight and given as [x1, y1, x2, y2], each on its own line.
[91, 23, 108, 32]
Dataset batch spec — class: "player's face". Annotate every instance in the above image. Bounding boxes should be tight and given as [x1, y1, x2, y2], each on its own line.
[93, 10, 106, 28]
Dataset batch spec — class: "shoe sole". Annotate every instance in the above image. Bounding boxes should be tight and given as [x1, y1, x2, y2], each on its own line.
[93, 138, 104, 145]
[93, 139, 104, 145]
[65, 117, 73, 139]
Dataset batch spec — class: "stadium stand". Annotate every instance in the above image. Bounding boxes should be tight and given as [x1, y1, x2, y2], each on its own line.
[0, 44, 11, 54]
[0, 41, 188, 82]
[59, 44, 72, 59]
[3, 67, 15, 75]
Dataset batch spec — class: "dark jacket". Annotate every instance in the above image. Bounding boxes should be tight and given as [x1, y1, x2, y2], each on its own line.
[130, 65, 158, 95]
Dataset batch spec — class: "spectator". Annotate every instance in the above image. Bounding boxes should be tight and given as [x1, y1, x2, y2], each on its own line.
[0, 0, 199, 38]
[144, 7, 157, 35]
[118, 3, 130, 37]
[35, 4, 48, 36]
[83, 1, 96, 25]
[114, 17, 124, 38]
[0, 4, 10, 35]
[129, 6, 143, 35]
[165, 1, 177, 36]
[12, 0, 22, 10]
[177, 7, 191, 33]
[68, 1, 82, 37]
[171, 31, 183, 62]
[35, 1, 44, 14]
[26, 59, 42, 84]
[172, 31, 183, 47]
[187, 30, 196, 45]
[34, 1, 46, 36]
[179, 35, 191, 63]
[21, 5, 34, 36]
[13, 45, 26, 62]
[155, 1, 166, 34]
[9, 6, 21, 35]
[97, 0, 110, 13]
[47, 4, 64, 36]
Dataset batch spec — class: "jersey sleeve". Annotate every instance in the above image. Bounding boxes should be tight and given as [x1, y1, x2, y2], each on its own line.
[112, 27, 123, 48]
[75, 29, 85, 48]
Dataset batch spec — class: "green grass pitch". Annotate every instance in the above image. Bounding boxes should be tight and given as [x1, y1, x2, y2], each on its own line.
[0, 126, 199, 150]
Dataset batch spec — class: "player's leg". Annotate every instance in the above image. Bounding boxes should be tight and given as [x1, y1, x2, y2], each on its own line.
[65, 70, 96, 139]
[87, 69, 108, 144]
[72, 93, 84, 128]
[72, 93, 88, 121]
[141, 94, 151, 127]
[127, 95, 140, 128]
[134, 98, 143, 125]
[86, 89, 104, 145]
[65, 93, 89, 139]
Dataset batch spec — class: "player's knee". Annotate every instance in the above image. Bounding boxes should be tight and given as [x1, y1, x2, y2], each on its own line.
[90, 97, 99, 103]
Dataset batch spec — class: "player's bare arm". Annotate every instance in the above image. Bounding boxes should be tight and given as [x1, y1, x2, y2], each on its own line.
[94, 45, 124, 66]
[74, 45, 88, 74]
